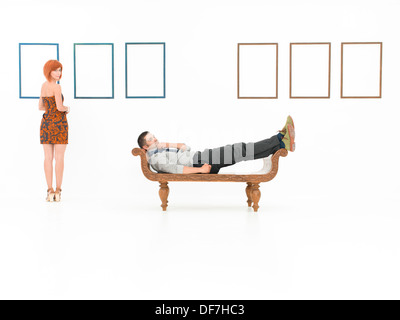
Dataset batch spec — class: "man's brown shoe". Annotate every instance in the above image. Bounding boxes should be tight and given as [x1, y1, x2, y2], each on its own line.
[278, 115, 295, 135]
[282, 123, 295, 152]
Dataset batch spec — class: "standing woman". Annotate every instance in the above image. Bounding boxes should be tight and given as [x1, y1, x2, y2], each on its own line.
[39, 60, 70, 202]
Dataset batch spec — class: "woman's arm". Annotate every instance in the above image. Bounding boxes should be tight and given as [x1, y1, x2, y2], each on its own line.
[54, 84, 69, 112]
[38, 93, 45, 111]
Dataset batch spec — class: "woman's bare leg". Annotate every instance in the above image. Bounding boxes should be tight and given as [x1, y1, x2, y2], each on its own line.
[43, 144, 54, 189]
[55, 144, 67, 190]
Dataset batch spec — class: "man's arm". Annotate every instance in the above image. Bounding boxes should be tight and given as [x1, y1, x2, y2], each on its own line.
[159, 143, 187, 150]
[177, 143, 186, 150]
[182, 164, 211, 174]
[149, 153, 211, 174]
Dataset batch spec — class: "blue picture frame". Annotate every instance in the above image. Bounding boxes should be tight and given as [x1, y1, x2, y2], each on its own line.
[74, 43, 114, 99]
[19, 43, 59, 99]
[125, 42, 166, 98]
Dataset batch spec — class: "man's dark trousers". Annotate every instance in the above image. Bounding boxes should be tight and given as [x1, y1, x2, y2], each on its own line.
[192, 134, 282, 174]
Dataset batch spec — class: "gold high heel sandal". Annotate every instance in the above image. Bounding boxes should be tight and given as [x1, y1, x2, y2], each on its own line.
[54, 188, 62, 202]
[46, 188, 55, 202]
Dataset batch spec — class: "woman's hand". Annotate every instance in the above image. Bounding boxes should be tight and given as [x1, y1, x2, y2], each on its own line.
[65, 106, 70, 114]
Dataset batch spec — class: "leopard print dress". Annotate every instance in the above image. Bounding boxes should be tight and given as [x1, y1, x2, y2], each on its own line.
[40, 94, 68, 144]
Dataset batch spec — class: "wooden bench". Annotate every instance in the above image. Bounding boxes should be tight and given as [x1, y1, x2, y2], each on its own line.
[132, 148, 288, 212]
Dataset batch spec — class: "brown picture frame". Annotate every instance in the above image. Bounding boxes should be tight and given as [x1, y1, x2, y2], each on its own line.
[237, 43, 278, 99]
[289, 42, 331, 99]
[341, 42, 383, 99]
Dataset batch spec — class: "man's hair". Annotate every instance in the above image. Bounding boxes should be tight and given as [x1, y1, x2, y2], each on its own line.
[137, 131, 149, 149]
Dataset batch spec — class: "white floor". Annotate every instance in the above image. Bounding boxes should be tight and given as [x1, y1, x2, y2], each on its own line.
[0, 188, 399, 300]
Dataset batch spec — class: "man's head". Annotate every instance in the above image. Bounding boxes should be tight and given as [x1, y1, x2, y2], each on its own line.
[137, 131, 159, 151]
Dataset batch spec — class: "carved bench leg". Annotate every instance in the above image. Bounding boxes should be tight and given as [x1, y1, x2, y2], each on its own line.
[246, 182, 253, 207]
[251, 183, 261, 212]
[159, 181, 169, 211]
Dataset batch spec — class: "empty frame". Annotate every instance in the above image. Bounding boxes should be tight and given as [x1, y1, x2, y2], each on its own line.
[341, 42, 382, 98]
[290, 43, 331, 98]
[74, 43, 114, 99]
[238, 43, 278, 99]
[19, 43, 59, 99]
[126, 43, 165, 98]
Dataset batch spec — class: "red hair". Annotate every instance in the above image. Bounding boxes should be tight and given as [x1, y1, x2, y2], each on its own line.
[43, 60, 63, 82]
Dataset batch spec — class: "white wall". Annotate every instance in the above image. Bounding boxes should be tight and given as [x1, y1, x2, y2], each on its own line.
[1, 0, 399, 206]
[1, 0, 400, 300]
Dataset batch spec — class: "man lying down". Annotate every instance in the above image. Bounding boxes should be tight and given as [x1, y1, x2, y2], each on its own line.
[137, 116, 295, 174]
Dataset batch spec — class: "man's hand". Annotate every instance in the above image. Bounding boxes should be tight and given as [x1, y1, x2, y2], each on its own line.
[182, 164, 212, 174]
[200, 163, 212, 174]
[157, 142, 168, 149]
[156, 143, 187, 150]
